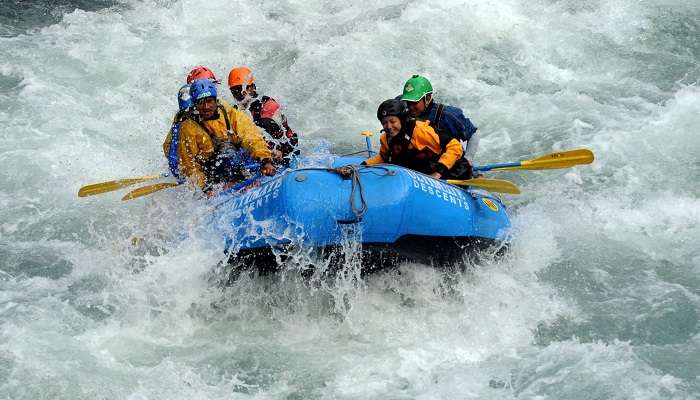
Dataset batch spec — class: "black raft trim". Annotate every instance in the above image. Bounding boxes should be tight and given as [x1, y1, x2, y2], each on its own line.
[220, 234, 509, 284]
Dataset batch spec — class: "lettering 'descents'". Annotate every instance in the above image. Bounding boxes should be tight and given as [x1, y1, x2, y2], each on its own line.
[231, 178, 282, 209]
[405, 170, 470, 211]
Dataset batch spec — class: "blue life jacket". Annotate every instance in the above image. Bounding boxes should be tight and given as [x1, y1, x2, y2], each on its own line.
[167, 121, 184, 183]
[217, 146, 256, 172]
[420, 102, 477, 142]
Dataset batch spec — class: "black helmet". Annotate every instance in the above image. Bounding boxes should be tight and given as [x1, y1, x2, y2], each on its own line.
[377, 99, 409, 122]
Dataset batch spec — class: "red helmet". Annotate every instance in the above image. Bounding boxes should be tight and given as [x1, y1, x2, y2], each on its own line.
[186, 66, 219, 84]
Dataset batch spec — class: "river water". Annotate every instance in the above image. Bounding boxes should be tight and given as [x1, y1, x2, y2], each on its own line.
[0, 0, 698, 398]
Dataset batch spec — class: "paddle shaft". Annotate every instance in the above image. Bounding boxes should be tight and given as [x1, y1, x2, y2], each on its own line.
[360, 130, 375, 157]
[474, 149, 594, 172]
[122, 163, 262, 201]
[365, 136, 374, 156]
[473, 162, 520, 172]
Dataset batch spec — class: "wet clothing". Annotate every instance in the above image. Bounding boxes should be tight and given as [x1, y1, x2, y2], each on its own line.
[364, 120, 472, 179]
[395, 95, 478, 163]
[419, 102, 476, 141]
[418, 101, 478, 163]
[165, 102, 272, 190]
[240, 95, 300, 167]
[167, 121, 184, 182]
[162, 100, 235, 160]
[163, 110, 193, 183]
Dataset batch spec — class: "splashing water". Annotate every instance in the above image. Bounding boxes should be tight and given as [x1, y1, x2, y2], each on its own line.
[1, 0, 698, 398]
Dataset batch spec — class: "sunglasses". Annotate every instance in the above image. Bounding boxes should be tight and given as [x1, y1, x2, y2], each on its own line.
[229, 84, 255, 94]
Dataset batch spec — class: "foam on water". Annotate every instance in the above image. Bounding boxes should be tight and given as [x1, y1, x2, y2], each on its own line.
[1, 0, 698, 398]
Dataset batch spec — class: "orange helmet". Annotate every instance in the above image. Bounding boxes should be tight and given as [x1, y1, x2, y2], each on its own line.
[228, 66, 255, 87]
[186, 66, 218, 84]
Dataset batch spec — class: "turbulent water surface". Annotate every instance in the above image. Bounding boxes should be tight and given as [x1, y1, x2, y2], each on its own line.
[1, 0, 699, 399]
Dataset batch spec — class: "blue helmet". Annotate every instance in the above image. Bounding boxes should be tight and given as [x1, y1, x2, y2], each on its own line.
[177, 84, 192, 110]
[189, 79, 217, 102]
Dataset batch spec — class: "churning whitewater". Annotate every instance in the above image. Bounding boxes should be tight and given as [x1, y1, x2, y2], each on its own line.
[1, 0, 699, 398]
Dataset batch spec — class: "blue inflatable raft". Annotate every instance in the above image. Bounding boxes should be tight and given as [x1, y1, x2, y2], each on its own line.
[209, 158, 511, 278]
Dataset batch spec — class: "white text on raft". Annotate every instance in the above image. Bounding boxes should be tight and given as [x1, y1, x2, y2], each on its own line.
[405, 170, 470, 211]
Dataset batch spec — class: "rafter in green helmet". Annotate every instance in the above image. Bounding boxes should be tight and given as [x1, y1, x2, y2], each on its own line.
[401, 74, 433, 102]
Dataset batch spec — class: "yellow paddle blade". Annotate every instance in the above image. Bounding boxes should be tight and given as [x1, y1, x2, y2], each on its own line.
[121, 182, 180, 201]
[78, 175, 161, 197]
[447, 178, 521, 194]
[495, 149, 594, 171]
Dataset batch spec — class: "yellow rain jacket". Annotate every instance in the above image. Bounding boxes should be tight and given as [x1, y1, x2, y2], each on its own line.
[162, 99, 234, 158]
[164, 101, 272, 189]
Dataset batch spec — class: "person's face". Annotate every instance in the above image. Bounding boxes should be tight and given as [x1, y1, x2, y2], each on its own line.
[381, 116, 402, 137]
[230, 84, 256, 102]
[406, 98, 427, 117]
[195, 97, 217, 119]
[407, 93, 432, 117]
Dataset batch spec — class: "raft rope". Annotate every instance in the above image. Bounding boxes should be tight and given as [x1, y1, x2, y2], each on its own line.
[210, 164, 393, 222]
[322, 164, 394, 221]
[334, 165, 367, 221]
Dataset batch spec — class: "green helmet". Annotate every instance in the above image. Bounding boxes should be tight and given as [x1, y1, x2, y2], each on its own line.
[401, 74, 433, 102]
